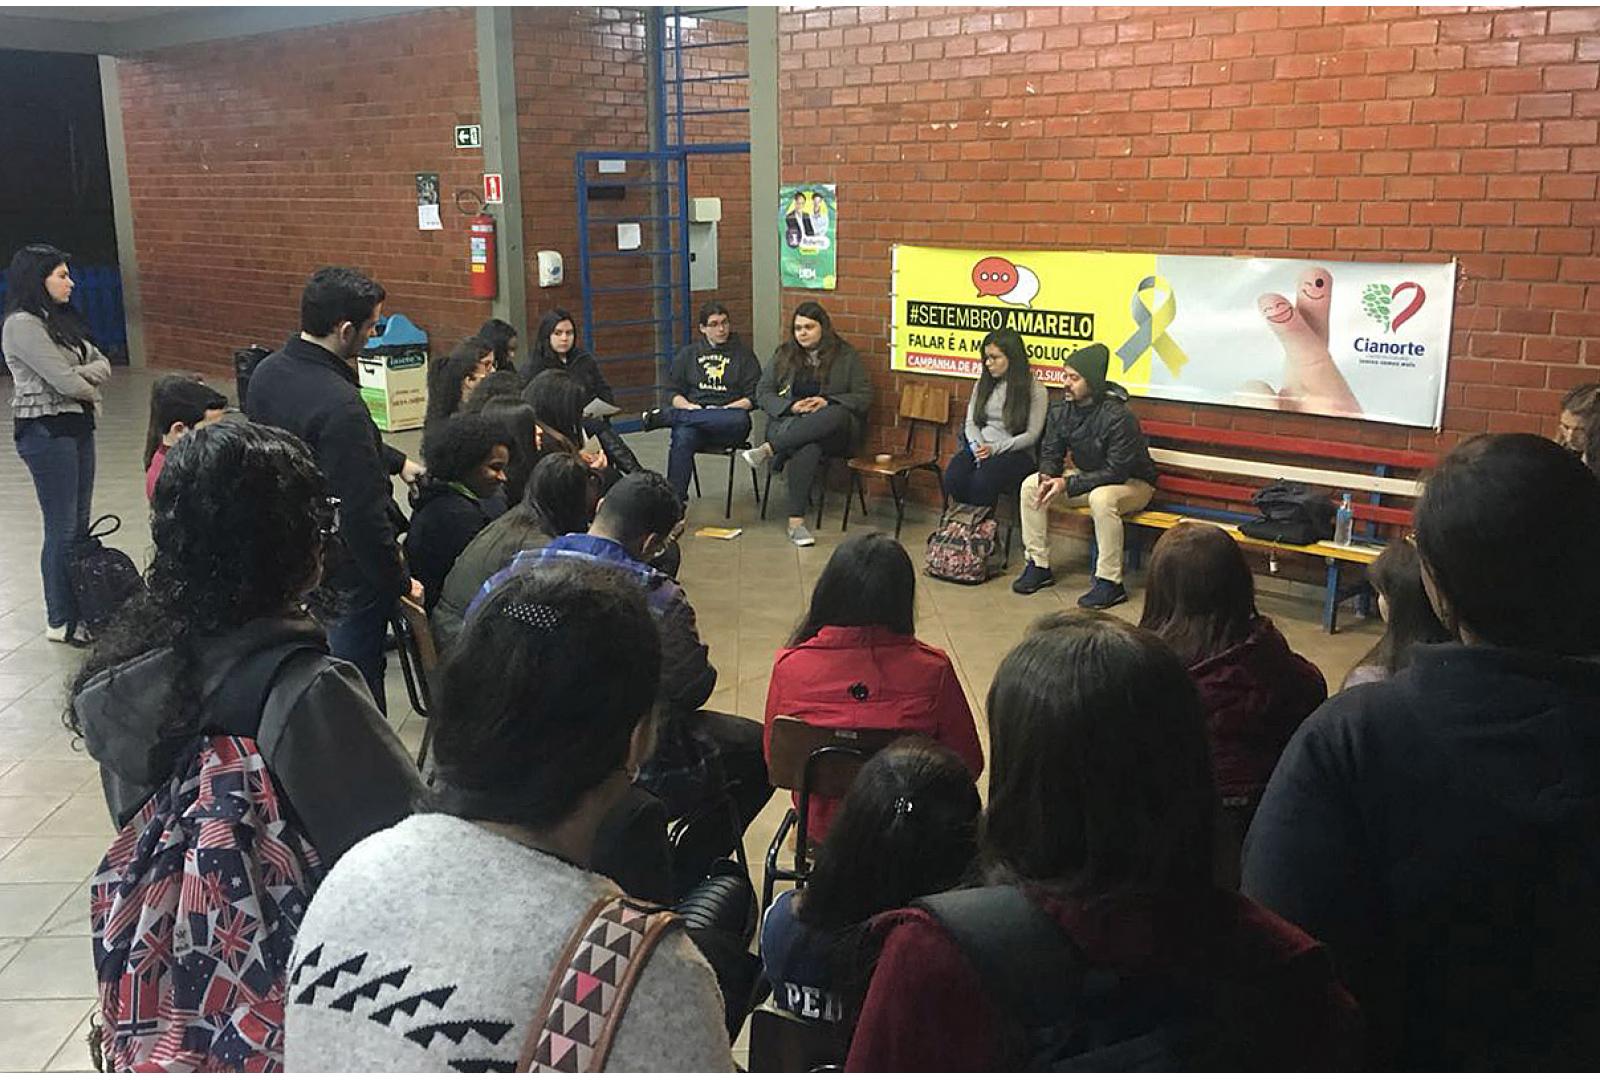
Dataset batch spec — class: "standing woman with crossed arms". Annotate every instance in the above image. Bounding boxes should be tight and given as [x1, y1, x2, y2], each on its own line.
[3, 244, 113, 644]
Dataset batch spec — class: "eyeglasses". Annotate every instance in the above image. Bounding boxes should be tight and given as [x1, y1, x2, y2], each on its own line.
[316, 496, 342, 537]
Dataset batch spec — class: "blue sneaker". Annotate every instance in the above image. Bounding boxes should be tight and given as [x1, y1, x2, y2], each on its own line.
[1077, 577, 1128, 609]
[1011, 561, 1055, 595]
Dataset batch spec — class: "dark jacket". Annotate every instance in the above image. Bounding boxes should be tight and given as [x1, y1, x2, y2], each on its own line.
[667, 334, 762, 408]
[246, 336, 409, 603]
[476, 533, 716, 715]
[1037, 382, 1159, 496]
[518, 346, 614, 406]
[1190, 616, 1327, 802]
[1242, 642, 1600, 1069]
[431, 507, 552, 652]
[74, 615, 422, 866]
[404, 479, 498, 613]
[756, 342, 872, 437]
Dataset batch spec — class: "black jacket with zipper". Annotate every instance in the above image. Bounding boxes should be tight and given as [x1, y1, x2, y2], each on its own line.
[404, 478, 498, 613]
[246, 336, 410, 604]
[1036, 381, 1159, 496]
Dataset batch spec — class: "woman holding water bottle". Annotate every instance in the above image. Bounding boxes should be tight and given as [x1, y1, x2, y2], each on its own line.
[942, 329, 1048, 510]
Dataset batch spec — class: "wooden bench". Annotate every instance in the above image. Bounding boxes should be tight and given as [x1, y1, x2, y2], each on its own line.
[1041, 420, 1436, 632]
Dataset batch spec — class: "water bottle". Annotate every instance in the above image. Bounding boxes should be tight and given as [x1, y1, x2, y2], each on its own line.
[1334, 492, 1354, 546]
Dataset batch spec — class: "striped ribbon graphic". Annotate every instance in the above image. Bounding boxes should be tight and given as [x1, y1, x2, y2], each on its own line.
[1115, 275, 1189, 382]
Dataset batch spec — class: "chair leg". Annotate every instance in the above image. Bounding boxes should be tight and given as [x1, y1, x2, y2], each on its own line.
[692, 459, 702, 499]
[890, 474, 907, 540]
[749, 464, 761, 503]
[760, 466, 772, 520]
[842, 473, 857, 530]
[814, 461, 827, 530]
[724, 449, 735, 519]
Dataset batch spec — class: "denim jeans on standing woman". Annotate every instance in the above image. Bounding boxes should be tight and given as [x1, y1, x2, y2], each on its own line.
[15, 422, 95, 629]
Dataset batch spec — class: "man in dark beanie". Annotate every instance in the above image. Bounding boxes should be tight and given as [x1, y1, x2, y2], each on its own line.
[1012, 342, 1158, 607]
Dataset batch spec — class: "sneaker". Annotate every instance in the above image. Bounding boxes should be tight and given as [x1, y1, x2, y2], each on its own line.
[787, 523, 816, 547]
[1077, 577, 1128, 609]
[1011, 560, 1055, 595]
[45, 623, 70, 644]
[640, 407, 666, 432]
[741, 443, 773, 471]
[69, 623, 94, 647]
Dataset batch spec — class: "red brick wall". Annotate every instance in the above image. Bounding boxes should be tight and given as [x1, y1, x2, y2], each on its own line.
[777, 4, 1600, 462]
[117, 9, 492, 379]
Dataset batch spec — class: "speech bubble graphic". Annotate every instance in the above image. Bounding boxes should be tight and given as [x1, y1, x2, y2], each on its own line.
[972, 256, 1018, 297]
[999, 265, 1040, 307]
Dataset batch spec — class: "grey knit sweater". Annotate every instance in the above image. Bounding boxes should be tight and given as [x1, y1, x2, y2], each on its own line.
[2, 311, 111, 419]
[285, 813, 732, 1072]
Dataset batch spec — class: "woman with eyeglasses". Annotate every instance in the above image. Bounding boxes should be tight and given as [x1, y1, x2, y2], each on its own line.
[70, 420, 422, 868]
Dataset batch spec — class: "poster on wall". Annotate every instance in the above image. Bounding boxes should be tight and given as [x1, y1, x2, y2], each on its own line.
[890, 245, 1456, 429]
[779, 183, 836, 290]
[415, 172, 442, 231]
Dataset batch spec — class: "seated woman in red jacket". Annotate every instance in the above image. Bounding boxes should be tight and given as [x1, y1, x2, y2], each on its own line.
[763, 532, 982, 842]
[845, 612, 1360, 1072]
[1136, 522, 1326, 881]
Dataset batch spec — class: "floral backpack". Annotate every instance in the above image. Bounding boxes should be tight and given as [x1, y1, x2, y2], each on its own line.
[924, 503, 1000, 585]
[89, 645, 325, 1072]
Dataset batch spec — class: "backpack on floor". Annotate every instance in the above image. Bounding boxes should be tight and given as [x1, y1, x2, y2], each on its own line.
[917, 886, 1213, 1071]
[89, 645, 325, 1072]
[69, 514, 143, 632]
[924, 503, 998, 585]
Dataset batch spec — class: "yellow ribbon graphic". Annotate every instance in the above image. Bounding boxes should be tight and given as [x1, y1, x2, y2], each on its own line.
[1115, 275, 1188, 383]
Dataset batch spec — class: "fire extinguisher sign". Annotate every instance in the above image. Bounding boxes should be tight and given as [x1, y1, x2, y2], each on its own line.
[483, 173, 503, 206]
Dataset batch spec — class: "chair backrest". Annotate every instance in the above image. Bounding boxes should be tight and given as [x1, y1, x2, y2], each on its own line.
[766, 716, 903, 799]
[749, 1003, 849, 1072]
[898, 383, 951, 457]
[395, 596, 439, 674]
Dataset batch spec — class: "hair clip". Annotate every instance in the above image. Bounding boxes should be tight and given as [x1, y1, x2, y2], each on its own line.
[504, 602, 563, 634]
[893, 796, 914, 817]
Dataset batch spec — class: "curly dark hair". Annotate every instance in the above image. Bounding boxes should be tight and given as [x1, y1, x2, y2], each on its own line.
[426, 337, 493, 427]
[463, 370, 523, 414]
[477, 317, 519, 372]
[67, 420, 328, 765]
[421, 413, 511, 485]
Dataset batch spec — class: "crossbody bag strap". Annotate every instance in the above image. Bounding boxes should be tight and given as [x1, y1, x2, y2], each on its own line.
[517, 894, 682, 1072]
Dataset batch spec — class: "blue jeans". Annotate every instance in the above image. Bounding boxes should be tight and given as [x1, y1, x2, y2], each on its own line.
[15, 422, 95, 629]
[663, 407, 753, 503]
[943, 443, 1036, 508]
[325, 591, 394, 713]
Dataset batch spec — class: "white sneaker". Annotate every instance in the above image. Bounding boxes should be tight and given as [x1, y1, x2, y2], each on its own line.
[741, 443, 773, 470]
[787, 523, 816, 547]
[45, 624, 69, 644]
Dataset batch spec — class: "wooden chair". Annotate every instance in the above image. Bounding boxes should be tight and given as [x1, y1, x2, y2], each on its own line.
[390, 596, 439, 768]
[749, 1003, 849, 1072]
[690, 440, 762, 519]
[761, 716, 904, 914]
[843, 384, 950, 538]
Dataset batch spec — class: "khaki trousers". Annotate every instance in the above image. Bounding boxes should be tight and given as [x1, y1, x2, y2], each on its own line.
[1019, 472, 1155, 583]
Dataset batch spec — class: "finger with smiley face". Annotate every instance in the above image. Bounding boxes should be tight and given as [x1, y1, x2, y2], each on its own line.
[1247, 288, 1362, 416]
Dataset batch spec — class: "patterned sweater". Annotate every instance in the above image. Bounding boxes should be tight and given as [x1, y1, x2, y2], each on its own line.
[285, 813, 731, 1072]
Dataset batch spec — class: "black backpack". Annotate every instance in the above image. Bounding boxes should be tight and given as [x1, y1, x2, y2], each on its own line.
[69, 515, 144, 632]
[916, 886, 1211, 1071]
[1238, 481, 1334, 546]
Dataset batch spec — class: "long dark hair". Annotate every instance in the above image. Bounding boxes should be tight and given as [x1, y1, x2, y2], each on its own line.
[477, 317, 519, 372]
[798, 738, 979, 931]
[1137, 522, 1258, 667]
[983, 611, 1215, 897]
[430, 561, 661, 828]
[770, 300, 845, 391]
[4, 243, 90, 354]
[1415, 433, 1600, 653]
[521, 368, 586, 449]
[1347, 539, 1450, 685]
[971, 328, 1033, 436]
[530, 308, 587, 372]
[143, 375, 227, 469]
[789, 532, 916, 646]
[524, 451, 596, 537]
[426, 337, 492, 427]
[68, 421, 327, 773]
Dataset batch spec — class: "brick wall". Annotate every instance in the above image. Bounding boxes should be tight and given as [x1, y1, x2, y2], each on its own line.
[117, 9, 492, 379]
[777, 4, 1600, 464]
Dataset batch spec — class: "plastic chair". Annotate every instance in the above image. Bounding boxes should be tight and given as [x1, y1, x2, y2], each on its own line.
[844, 384, 950, 538]
[761, 717, 904, 914]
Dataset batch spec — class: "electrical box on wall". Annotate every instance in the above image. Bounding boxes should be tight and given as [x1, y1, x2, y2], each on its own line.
[689, 222, 719, 292]
[537, 250, 563, 288]
[690, 197, 722, 223]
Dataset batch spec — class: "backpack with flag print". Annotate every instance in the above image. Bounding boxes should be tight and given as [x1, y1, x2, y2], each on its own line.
[88, 645, 325, 1072]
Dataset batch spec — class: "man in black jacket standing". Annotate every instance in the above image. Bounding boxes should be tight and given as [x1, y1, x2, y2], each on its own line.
[641, 301, 763, 505]
[1012, 342, 1158, 608]
[246, 266, 422, 711]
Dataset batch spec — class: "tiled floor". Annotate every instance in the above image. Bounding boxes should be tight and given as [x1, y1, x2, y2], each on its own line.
[0, 367, 1382, 1070]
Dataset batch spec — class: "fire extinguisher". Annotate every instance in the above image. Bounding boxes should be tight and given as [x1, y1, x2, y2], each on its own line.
[469, 212, 497, 299]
